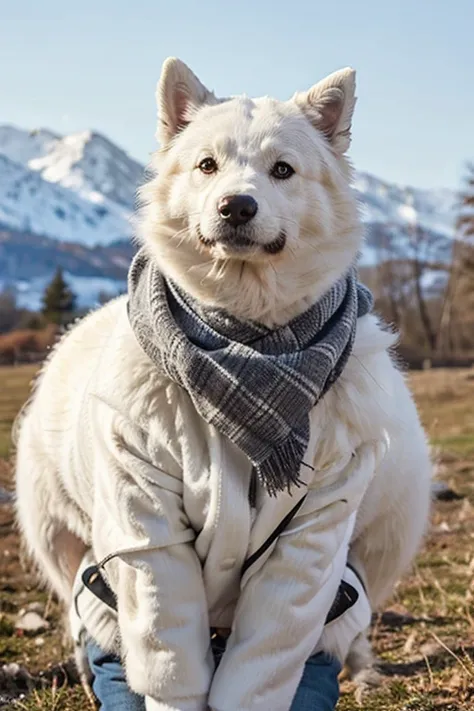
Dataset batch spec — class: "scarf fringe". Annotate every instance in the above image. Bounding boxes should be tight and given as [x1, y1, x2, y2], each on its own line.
[256, 436, 308, 497]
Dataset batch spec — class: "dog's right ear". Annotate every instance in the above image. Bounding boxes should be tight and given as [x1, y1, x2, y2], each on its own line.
[156, 58, 217, 144]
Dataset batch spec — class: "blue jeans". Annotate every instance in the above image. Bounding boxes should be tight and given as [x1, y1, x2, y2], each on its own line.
[87, 639, 341, 711]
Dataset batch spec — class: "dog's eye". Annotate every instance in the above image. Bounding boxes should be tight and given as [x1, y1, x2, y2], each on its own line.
[198, 157, 218, 174]
[271, 161, 295, 180]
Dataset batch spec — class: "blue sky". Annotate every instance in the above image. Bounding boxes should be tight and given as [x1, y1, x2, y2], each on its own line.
[1, 0, 473, 189]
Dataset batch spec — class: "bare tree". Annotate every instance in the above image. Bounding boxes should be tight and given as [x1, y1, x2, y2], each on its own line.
[0, 288, 19, 333]
[391, 218, 451, 353]
[457, 162, 474, 244]
[409, 222, 439, 351]
[448, 163, 474, 352]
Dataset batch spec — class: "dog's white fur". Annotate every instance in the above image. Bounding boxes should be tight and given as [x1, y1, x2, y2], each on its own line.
[15, 58, 432, 696]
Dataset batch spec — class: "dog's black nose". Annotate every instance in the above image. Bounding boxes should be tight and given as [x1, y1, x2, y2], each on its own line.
[217, 195, 258, 227]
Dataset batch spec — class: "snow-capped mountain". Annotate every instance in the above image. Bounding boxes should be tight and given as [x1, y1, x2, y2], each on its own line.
[0, 125, 142, 247]
[0, 152, 135, 247]
[29, 130, 144, 208]
[0, 123, 458, 309]
[0, 125, 144, 208]
[354, 172, 456, 241]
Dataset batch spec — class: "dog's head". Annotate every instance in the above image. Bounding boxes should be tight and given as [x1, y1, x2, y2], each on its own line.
[139, 58, 363, 324]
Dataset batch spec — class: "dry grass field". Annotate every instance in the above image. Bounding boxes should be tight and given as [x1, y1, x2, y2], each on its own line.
[0, 365, 473, 709]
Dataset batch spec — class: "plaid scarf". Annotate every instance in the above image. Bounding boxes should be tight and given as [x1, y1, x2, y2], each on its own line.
[127, 250, 373, 496]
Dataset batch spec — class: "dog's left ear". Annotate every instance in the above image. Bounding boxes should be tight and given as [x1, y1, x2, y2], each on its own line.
[156, 57, 217, 144]
[293, 68, 356, 154]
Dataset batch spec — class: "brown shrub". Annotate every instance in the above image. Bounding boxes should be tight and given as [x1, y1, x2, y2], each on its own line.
[0, 324, 60, 365]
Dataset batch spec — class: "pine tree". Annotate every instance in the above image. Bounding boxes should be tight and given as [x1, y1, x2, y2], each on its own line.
[41, 268, 77, 325]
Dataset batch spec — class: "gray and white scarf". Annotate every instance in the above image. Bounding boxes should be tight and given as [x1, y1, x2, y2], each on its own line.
[128, 250, 373, 496]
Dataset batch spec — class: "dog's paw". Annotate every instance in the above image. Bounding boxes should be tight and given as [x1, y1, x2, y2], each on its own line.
[352, 667, 383, 705]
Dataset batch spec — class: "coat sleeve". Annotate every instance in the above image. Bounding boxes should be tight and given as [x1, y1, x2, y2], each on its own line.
[90, 400, 213, 711]
[208, 441, 384, 711]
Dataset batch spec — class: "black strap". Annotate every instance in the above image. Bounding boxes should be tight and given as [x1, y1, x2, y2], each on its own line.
[324, 579, 359, 624]
[241, 494, 307, 576]
[82, 565, 118, 611]
[242, 493, 360, 624]
[346, 561, 367, 593]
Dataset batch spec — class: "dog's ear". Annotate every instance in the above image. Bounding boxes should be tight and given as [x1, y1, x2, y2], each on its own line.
[293, 68, 356, 154]
[156, 57, 217, 144]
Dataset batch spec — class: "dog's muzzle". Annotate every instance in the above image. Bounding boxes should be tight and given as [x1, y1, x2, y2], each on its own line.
[198, 227, 287, 255]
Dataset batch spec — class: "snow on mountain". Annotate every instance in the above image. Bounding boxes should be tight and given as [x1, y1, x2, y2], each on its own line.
[355, 172, 456, 269]
[29, 130, 144, 208]
[354, 172, 456, 240]
[0, 125, 60, 166]
[0, 153, 133, 246]
[0, 125, 144, 247]
[0, 125, 144, 208]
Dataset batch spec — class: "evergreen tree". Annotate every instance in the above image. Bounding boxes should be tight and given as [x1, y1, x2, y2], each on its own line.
[41, 268, 77, 325]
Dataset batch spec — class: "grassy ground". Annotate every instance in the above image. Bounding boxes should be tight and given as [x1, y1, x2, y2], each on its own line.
[0, 366, 36, 460]
[0, 365, 474, 709]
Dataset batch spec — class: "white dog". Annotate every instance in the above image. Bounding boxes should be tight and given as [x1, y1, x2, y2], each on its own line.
[15, 58, 432, 711]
